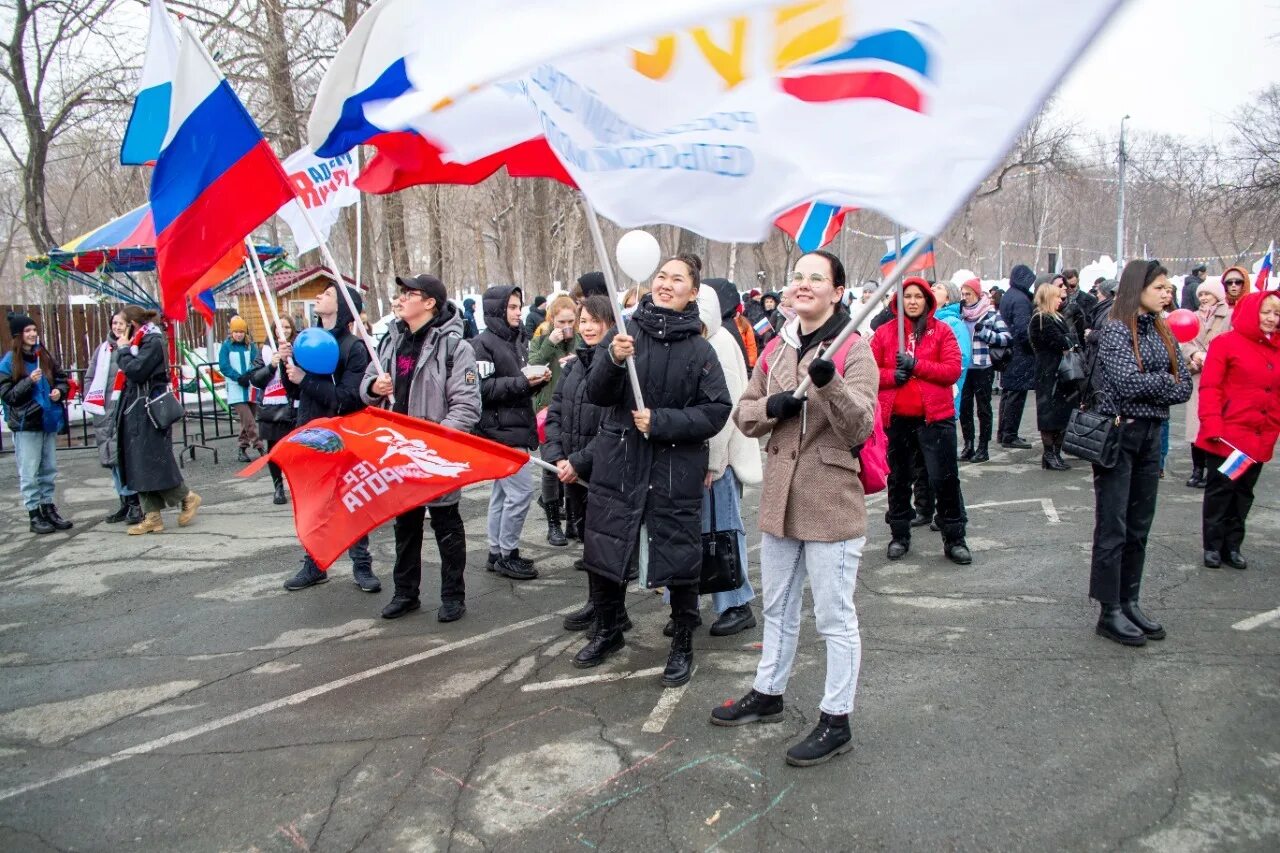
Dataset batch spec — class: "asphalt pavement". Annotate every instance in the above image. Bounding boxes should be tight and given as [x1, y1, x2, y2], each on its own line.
[0, 412, 1277, 852]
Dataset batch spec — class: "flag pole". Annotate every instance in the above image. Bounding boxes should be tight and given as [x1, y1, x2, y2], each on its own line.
[894, 225, 906, 355]
[242, 254, 277, 351]
[577, 192, 645, 411]
[291, 198, 381, 368]
[245, 239, 285, 342]
[792, 235, 933, 399]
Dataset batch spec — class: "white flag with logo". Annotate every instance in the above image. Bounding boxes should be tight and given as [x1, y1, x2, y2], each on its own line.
[275, 148, 361, 254]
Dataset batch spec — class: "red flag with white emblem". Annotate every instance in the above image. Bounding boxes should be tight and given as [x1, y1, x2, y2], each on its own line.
[241, 408, 530, 569]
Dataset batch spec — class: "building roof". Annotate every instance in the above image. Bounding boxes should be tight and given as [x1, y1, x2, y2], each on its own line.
[228, 265, 364, 298]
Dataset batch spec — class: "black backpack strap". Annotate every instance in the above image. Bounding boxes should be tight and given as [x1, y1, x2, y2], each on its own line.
[444, 335, 459, 380]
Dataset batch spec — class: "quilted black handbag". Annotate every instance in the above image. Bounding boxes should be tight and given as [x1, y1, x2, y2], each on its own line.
[144, 385, 185, 431]
[1062, 352, 1123, 467]
[699, 486, 743, 595]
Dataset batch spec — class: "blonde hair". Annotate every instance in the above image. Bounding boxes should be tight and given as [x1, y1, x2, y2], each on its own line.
[535, 295, 578, 338]
[1033, 282, 1062, 317]
[622, 285, 648, 309]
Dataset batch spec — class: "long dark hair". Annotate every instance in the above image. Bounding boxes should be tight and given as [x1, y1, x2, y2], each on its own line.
[7, 322, 54, 380]
[1111, 259, 1178, 375]
[801, 250, 848, 290]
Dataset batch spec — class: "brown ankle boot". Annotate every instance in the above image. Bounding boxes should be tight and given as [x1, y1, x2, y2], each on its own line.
[178, 491, 202, 527]
[128, 512, 164, 535]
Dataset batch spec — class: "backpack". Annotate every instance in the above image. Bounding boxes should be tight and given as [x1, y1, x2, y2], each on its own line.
[758, 333, 889, 495]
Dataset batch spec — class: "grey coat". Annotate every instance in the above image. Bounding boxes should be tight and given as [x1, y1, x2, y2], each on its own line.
[360, 303, 482, 507]
[83, 341, 123, 468]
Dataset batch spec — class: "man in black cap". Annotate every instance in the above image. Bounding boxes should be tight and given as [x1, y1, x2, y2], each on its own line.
[1180, 264, 1208, 310]
[281, 280, 381, 593]
[362, 274, 482, 621]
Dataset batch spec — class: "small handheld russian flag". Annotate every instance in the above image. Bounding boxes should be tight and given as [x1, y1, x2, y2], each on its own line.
[1218, 446, 1256, 481]
[753, 315, 773, 335]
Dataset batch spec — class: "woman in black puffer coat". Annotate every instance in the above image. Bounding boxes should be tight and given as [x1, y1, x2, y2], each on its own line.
[543, 295, 623, 633]
[574, 255, 731, 688]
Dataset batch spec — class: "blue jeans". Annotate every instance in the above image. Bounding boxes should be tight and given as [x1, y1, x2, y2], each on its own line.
[111, 465, 136, 498]
[1160, 420, 1170, 469]
[13, 431, 57, 510]
[662, 468, 756, 615]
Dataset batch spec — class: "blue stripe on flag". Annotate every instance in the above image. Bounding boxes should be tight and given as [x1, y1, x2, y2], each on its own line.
[796, 203, 840, 252]
[121, 83, 172, 165]
[879, 236, 920, 267]
[150, 80, 266, 234]
[315, 58, 413, 158]
[809, 29, 932, 78]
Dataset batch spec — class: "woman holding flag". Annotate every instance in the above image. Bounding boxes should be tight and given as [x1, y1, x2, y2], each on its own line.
[575, 254, 731, 687]
[1194, 290, 1280, 571]
[249, 315, 299, 505]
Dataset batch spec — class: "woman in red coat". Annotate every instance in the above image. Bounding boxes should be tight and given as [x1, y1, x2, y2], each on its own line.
[1195, 290, 1280, 570]
[870, 277, 970, 565]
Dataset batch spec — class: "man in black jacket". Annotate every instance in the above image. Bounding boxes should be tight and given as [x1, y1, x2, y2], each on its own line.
[1180, 264, 1207, 311]
[472, 285, 549, 580]
[280, 283, 381, 593]
[522, 294, 547, 339]
[997, 264, 1036, 449]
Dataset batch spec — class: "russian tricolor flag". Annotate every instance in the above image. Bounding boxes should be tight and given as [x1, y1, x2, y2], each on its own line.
[1255, 241, 1274, 292]
[121, 0, 180, 166]
[150, 21, 295, 320]
[1218, 447, 1256, 481]
[880, 231, 935, 277]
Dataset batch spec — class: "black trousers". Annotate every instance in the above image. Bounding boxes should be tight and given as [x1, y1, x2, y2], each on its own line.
[1190, 443, 1207, 470]
[587, 563, 698, 628]
[564, 481, 587, 537]
[540, 467, 563, 507]
[960, 367, 995, 446]
[998, 388, 1028, 443]
[885, 416, 968, 542]
[392, 502, 467, 602]
[1089, 418, 1162, 604]
[912, 447, 933, 519]
[1202, 451, 1263, 553]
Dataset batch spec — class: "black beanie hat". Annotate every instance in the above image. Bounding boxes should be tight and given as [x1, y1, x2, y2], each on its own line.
[7, 311, 35, 339]
[577, 271, 608, 298]
[532, 294, 547, 309]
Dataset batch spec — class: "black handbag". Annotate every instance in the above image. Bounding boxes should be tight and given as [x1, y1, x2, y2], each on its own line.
[699, 486, 743, 595]
[1062, 352, 1123, 467]
[144, 386, 185, 431]
[1057, 348, 1085, 383]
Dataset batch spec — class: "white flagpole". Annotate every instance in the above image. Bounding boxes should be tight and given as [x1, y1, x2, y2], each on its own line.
[244, 239, 285, 338]
[894, 225, 905, 354]
[792, 235, 934, 399]
[354, 194, 366, 310]
[242, 255, 277, 352]
[577, 193, 645, 411]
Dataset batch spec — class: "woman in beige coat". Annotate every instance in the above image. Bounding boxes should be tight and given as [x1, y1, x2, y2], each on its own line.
[709, 250, 878, 768]
[1181, 278, 1231, 488]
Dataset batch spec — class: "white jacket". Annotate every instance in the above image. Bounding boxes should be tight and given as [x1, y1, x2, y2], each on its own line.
[697, 287, 763, 485]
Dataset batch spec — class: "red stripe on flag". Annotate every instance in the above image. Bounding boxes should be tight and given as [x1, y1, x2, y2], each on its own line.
[356, 131, 576, 195]
[779, 71, 924, 111]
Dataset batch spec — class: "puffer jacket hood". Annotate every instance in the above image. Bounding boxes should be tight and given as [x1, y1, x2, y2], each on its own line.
[1221, 266, 1252, 305]
[696, 286, 723, 336]
[1008, 264, 1036, 296]
[703, 278, 740, 320]
[482, 284, 523, 340]
[1230, 290, 1276, 342]
[333, 284, 363, 333]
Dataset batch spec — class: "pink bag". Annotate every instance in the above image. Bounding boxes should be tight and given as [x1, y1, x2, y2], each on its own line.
[759, 333, 889, 495]
[536, 406, 548, 445]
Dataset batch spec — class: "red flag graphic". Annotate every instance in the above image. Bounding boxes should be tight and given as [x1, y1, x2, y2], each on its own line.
[240, 408, 530, 569]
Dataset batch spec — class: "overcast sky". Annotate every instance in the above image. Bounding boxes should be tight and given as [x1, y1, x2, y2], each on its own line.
[1055, 0, 1280, 139]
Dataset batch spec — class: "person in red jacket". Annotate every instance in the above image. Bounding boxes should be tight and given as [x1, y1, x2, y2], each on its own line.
[870, 278, 971, 565]
[1195, 290, 1280, 570]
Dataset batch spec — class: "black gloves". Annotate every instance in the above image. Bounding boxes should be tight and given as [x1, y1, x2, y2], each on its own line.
[766, 392, 805, 421]
[236, 374, 251, 387]
[807, 357, 836, 389]
[894, 352, 916, 386]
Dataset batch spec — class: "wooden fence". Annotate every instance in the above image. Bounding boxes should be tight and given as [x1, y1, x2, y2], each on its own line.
[0, 303, 237, 371]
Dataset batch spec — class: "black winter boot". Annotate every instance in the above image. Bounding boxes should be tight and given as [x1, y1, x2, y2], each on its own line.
[29, 508, 55, 534]
[958, 441, 975, 462]
[972, 442, 990, 463]
[661, 624, 695, 688]
[1121, 600, 1165, 640]
[1096, 603, 1146, 646]
[785, 712, 853, 766]
[572, 603, 624, 668]
[1185, 467, 1206, 488]
[272, 480, 287, 505]
[545, 500, 568, 547]
[1053, 435, 1072, 470]
[105, 496, 130, 524]
[41, 504, 73, 531]
[563, 600, 595, 632]
[124, 494, 144, 525]
[710, 689, 784, 727]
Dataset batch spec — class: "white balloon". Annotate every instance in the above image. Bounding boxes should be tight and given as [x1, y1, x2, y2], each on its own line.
[615, 230, 662, 282]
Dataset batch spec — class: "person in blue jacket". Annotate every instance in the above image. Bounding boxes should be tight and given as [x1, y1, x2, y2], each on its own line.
[218, 316, 263, 462]
[932, 281, 972, 410]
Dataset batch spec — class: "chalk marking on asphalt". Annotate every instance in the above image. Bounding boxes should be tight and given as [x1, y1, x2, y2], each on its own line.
[0, 609, 570, 804]
[1233, 606, 1280, 631]
[520, 667, 665, 693]
[642, 684, 689, 733]
[967, 497, 1061, 524]
[705, 783, 796, 853]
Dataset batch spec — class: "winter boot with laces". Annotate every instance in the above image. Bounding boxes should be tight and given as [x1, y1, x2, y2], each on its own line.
[105, 496, 130, 524]
[28, 508, 55, 534]
[41, 503, 73, 531]
[572, 603, 624, 668]
[710, 689, 784, 727]
[661, 624, 695, 688]
[785, 712, 853, 766]
[124, 494, 144, 525]
[544, 499, 568, 547]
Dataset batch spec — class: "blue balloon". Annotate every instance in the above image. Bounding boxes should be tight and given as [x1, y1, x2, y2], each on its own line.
[293, 327, 339, 375]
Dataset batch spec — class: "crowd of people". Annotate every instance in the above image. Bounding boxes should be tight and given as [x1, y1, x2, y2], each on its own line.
[4, 252, 1276, 768]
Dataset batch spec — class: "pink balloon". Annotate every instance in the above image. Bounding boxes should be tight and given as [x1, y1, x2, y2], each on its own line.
[1167, 308, 1200, 343]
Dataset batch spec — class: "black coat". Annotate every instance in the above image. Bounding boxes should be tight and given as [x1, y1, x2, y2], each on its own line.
[282, 325, 370, 427]
[472, 285, 539, 449]
[115, 332, 184, 494]
[998, 282, 1036, 391]
[541, 343, 605, 482]
[522, 306, 546, 340]
[1029, 312, 1080, 431]
[582, 295, 731, 587]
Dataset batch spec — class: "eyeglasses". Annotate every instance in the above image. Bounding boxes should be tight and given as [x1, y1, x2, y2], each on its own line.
[1224, 279, 1245, 286]
[789, 272, 829, 285]
[396, 288, 424, 300]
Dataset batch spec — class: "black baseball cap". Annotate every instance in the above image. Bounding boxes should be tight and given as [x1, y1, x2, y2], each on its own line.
[395, 274, 449, 308]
